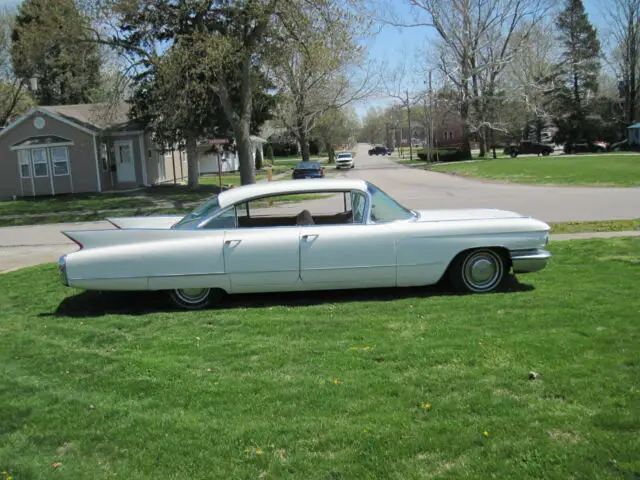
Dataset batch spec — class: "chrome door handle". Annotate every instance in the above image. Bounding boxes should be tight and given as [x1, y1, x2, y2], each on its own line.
[302, 234, 319, 240]
[224, 239, 241, 246]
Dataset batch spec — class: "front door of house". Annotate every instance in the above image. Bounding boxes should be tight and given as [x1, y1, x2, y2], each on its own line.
[114, 140, 136, 183]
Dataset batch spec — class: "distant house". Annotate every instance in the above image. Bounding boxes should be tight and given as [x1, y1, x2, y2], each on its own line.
[394, 112, 465, 149]
[627, 122, 640, 146]
[198, 136, 267, 174]
[0, 103, 188, 200]
[0, 102, 268, 200]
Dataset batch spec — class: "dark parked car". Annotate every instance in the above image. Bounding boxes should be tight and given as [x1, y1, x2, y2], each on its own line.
[505, 141, 554, 157]
[563, 140, 608, 154]
[292, 161, 324, 179]
[368, 146, 392, 156]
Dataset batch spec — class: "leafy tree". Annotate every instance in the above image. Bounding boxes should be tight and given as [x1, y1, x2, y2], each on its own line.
[608, 0, 640, 128]
[11, 0, 101, 105]
[272, 1, 373, 162]
[126, 34, 276, 190]
[109, 0, 279, 186]
[1, 9, 34, 126]
[554, 0, 601, 140]
[313, 106, 360, 163]
[381, 0, 549, 159]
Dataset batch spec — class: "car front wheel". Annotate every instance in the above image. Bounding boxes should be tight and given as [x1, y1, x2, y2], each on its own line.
[169, 288, 224, 310]
[449, 249, 507, 293]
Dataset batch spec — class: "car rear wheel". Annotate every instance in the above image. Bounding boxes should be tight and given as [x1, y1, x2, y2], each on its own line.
[449, 249, 507, 293]
[169, 288, 224, 310]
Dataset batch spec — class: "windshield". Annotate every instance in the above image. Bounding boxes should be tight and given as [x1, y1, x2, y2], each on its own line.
[172, 196, 221, 229]
[367, 183, 415, 223]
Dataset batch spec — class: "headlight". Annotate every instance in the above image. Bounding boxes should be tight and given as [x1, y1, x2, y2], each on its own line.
[58, 255, 69, 286]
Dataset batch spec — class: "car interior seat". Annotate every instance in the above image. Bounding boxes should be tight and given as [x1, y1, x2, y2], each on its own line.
[295, 209, 315, 225]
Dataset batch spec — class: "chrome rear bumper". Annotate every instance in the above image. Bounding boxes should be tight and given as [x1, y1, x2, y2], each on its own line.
[58, 255, 69, 286]
[511, 249, 551, 274]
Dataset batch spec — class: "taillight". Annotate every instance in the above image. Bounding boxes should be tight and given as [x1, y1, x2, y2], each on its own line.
[320, 169, 324, 175]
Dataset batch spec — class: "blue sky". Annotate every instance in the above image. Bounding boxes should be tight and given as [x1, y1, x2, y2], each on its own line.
[0, 0, 613, 118]
[353, 0, 611, 117]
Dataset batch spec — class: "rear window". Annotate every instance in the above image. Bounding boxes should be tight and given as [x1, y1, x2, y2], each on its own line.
[295, 162, 321, 169]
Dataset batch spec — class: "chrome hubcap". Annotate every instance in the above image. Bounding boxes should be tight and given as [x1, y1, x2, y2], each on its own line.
[462, 251, 503, 291]
[469, 258, 495, 284]
[175, 288, 210, 304]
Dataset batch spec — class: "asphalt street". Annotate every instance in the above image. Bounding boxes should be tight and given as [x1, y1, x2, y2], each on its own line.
[0, 143, 638, 272]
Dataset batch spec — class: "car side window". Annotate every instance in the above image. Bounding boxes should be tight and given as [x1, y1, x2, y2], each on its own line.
[350, 191, 366, 224]
[201, 207, 237, 229]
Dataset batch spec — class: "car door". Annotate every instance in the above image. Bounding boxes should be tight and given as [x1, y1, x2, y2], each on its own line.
[299, 224, 396, 289]
[223, 226, 301, 293]
[299, 191, 396, 290]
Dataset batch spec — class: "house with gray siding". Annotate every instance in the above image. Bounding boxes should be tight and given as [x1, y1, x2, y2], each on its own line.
[0, 103, 187, 200]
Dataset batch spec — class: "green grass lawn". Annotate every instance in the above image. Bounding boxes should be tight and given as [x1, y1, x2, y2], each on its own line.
[1, 238, 639, 479]
[0, 185, 220, 217]
[431, 155, 640, 186]
[550, 218, 640, 234]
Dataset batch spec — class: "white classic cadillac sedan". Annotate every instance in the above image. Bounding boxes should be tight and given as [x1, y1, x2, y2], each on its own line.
[58, 179, 551, 309]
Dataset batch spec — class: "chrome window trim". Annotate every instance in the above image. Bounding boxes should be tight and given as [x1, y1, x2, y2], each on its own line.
[196, 188, 371, 230]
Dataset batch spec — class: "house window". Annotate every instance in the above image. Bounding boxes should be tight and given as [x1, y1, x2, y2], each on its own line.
[449, 131, 454, 140]
[32, 148, 48, 177]
[51, 147, 70, 176]
[18, 150, 31, 178]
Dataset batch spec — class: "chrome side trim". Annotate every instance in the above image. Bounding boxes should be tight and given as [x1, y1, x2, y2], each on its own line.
[67, 271, 229, 282]
[510, 249, 551, 274]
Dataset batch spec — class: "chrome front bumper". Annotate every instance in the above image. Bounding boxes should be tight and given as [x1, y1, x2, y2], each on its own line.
[511, 249, 551, 274]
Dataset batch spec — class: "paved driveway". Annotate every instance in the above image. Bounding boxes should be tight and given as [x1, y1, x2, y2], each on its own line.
[1, 144, 638, 273]
[0, 221, 112, 273]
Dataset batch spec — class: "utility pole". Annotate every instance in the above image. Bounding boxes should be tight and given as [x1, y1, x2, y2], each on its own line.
[407, 89, 413, 162]
[429, 70, 435, 162]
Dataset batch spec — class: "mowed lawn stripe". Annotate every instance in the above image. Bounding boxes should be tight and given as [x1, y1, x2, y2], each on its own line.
[431, 154, 640, 186]
[0, 237, 639, 479]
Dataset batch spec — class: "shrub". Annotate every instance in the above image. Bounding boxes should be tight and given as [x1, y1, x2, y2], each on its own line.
[417, 147, 468, 162]
[265, 143, 274, 161]
[270, 142, 299, 157]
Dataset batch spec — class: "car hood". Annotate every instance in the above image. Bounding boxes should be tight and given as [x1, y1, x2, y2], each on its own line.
[415, 208, 525, 222]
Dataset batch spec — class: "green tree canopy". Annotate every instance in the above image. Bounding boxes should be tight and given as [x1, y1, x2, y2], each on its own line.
[11, 0, 102, 106]
[553, 0, 601, 140]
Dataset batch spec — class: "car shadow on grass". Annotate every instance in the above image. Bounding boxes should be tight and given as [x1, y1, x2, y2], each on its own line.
[42, 275, 534, 318]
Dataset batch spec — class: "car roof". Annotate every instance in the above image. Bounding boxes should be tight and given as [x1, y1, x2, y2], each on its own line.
[217, 178, 368, 208]
[295, 161, 321, 167]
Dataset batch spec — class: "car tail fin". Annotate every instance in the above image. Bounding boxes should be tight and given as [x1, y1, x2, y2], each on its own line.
[61, 231, 84, 250]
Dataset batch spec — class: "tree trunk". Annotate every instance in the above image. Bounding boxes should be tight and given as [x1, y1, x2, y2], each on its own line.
[255, 146, 263, 170]
[299, 123, 311, 162]
[236, 122, 255, 185]
[185, 132, 200, 190]
[216, 53, 256, 185]
[479, 128, 488, 158]
[326, 142, 335, 164]
[460, 90, 472, 159]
